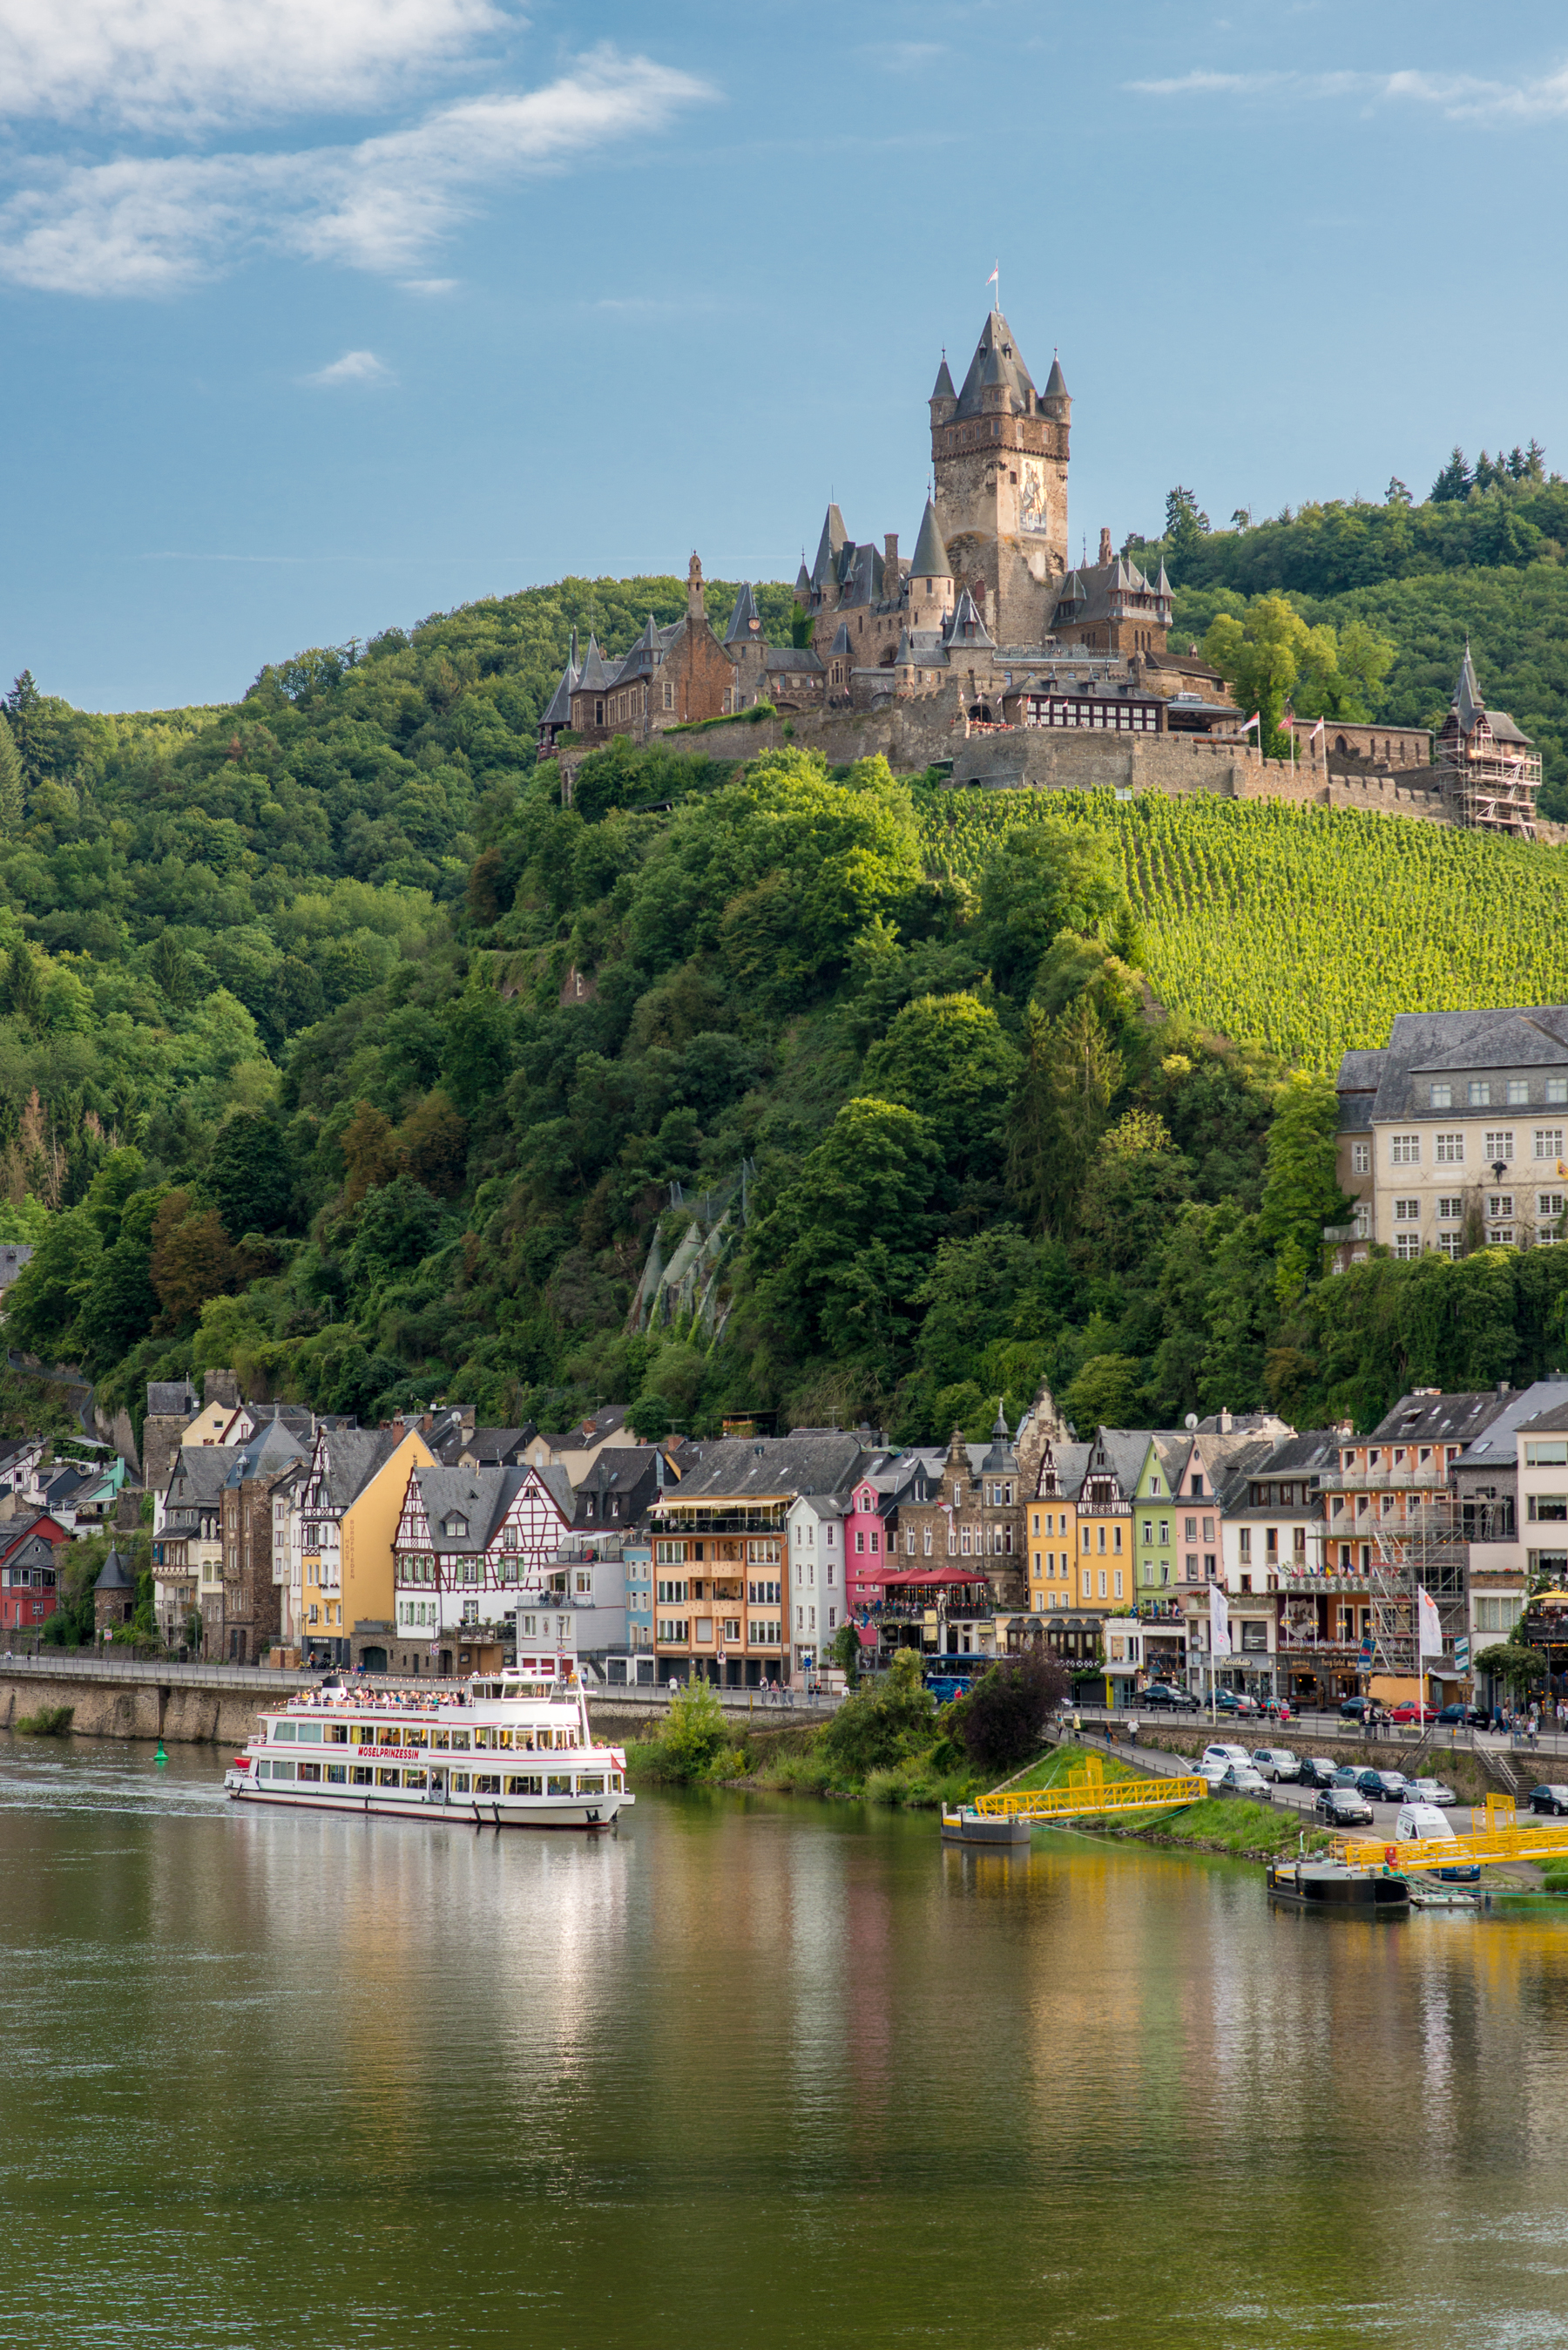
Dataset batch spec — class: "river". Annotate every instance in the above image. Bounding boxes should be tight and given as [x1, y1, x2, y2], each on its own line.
[2, 1737, 1567, 2350]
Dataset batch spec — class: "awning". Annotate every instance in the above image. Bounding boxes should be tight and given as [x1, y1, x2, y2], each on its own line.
[856, 1623, 881, 1648]
[883, 1568, 993, 1588]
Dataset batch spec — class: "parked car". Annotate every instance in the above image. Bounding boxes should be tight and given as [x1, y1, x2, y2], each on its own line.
[1315, 1786, 1374, 1826]
[1404, 1778, 1456, 1807]
[1212, 1689, 1240, 1714]
[1527, 1784, 1568, 1815]
[1352, 1767, 1397, 1804]
[1339, 1696, 1369, 1720]
[1195, 1757, 1230, 1787]
[1388, 1701, 1439, 1724]
[1142, 1682, 1200, 1710]
[1332, 1764, 1365, 1789]
[1372, 1770, 1412, 1803]
[1216, 1762, 1272, 1800]
[1252, 1747, 1301, 1783]
[1224, 1692, 1262, 1718]
[1296, 1756, 1339, 1791]
[1437, 1703, 1488, 1727]
[1202, 1743, 1253, 1770]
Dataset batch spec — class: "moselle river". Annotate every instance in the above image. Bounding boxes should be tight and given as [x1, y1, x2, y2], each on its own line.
[2, 1738, 1567, 2350]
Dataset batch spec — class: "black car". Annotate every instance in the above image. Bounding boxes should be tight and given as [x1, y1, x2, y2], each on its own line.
[1528, 1784, 1568, 1815]
[1315, 1786, 1374, 1826]
[1352, 1767, 1403, 1805]
[1297, 1756, 1339, 1791]
[1142, 1683, 1199, 1710]
[1339, 1696, 1370, 1720]
[1438, 1703, 1488, 1727]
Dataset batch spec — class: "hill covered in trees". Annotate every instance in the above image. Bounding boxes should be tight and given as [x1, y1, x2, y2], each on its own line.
[3, 485, 1568, 1455]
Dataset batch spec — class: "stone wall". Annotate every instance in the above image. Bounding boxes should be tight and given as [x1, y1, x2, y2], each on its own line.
[0, 1669, 266, 1744]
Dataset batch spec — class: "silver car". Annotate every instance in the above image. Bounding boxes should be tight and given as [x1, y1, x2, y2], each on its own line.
[1404, 1777, 1456, 1807]
[1251, 1747, 1301, 1783]
[1217, 1762, 1273, 1802]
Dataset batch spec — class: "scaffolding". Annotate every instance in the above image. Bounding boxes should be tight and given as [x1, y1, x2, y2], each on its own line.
[1436, 731, 1543, 838]
[1369, 1493, 1466, 1685]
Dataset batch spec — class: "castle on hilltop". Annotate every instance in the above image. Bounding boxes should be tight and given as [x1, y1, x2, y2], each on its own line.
[537, 308, 1549, 842]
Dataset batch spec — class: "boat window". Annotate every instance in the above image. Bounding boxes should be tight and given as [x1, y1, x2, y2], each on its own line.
[326, 1764, 348, 1785]
[547, 1775, 571, 1797]
[506, 1775, 542, 1796]
[351, 1765, 373, 1785]
[297, 1762, 321, 1783]
[451, 1772, 471, 1793]
[269, 1759, 296, 1781]
[449, 1731, 470, 1751]
[497, 1730, 514, 1749]
[272, 1723, 296, 1743]
[375, 1767, 401, 1786]
[474, 1774, 500, 1795]
[295, 1723, 323, 1744]
[405, 1728, 428, 1748]
[577, 1775, 605, 1795]
[326, 1724, 348, 1744]
[612, 1775, 623, 1791]
[352, 1725, 376, 1746]
[472, 1729, 494, 1751]
[403, 1769, 428, 1789]
[433, 1729, 450, 1749]
[536, 1729, 553, 1751]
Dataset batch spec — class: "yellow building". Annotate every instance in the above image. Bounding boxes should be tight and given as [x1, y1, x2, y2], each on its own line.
[1026, 1438, 1080, 1613]
[297, 1426, 436, 1668]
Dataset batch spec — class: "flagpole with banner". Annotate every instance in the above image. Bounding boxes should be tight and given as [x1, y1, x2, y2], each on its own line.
[986, 261, 999, 311]
[1417, 1583, 1443, 1721]
[1208, 1579, 1231, 1724]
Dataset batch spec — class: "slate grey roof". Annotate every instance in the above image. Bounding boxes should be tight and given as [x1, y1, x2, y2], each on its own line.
[166, 1446, 239, 1505]
[225, 1418, 308, 1488]
[764, 647, 824, 674]
[1043, 355, 1068, 399]
[931, 355, 956, 399]
[147, 1382, 199, 1417]
[1337, 1008, 1568, 1125]
[1215, 1430, 1338, 1518]
[828, 621, 852, 657]
[894, 629, 948, 671]
[1456, 1378, 1568, 1464]
[314, 1427, 403, 1511]
[466, 1426, 530, 1465]
[910, 497, 950, 579]
[1076, 1429, 1158, 1496]
[1051, 556, 1172, 634]
[944, 588, 994, 650]
[794, 561, 812, 598]
[953, 310, 1037, 422]
[94, 1547, 134, 1591]
[1369, 1390, 1515, 1446]
[576, 636, 613, 694]
[1515, 1396, 1568, 1438]
[1453, 646, 1484, 734]
[408, 1465, 528, 1553]
[811, 505, 848, 591]
[725, 582, 762, 643]
[662, 1432, 864, 1503]
[540, 633, 580, 728]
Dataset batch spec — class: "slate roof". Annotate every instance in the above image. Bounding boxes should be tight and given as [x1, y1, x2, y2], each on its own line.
[407, 1466, 529, 1554]
[1051, 555, 1172, 634]
[811, 505, 848, 591]
[147, 1382, 199, 1417]
[1456, 1378, 1568, 1466]
[725, 582, 762, 643]
[1368, 1390, 1515, 1447]
[165, 1446, 238, 1505]
[540, 632, 580, 727]
[828, 621, 853, 657]
[1216, 1430, 1339, 1518]
[314, 1427, 403, 1511]
[576, 636, 613, 693]
[944, 587, 994, 650]
[225, 1418, 308, 1488]
[952, 310, 1037, 422]
[910, 497, 950, 579]
[931, 355, 956, 400]
[94, 1547, 134, 1591]
[1336, 1008, 1568, 1127]
[764, 647, 824, 674]
[1043, 355, 1068, 399]
[663, 1432, 865, 1503]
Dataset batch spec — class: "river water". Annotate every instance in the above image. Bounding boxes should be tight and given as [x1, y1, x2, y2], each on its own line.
[3, 1739, 1568, 2350]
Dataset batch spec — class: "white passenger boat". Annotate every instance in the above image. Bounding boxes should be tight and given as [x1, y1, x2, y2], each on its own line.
[223, 1656, 632, 1831]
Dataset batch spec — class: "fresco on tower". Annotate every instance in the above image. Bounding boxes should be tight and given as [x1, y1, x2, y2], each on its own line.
[1019, 458, 1050, 534]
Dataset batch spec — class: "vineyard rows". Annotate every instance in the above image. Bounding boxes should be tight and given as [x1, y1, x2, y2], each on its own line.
[921, 789, 1568, 1070]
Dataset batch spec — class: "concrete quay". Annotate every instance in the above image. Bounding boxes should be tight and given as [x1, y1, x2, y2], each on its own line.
[0, 1656, 841, 1747]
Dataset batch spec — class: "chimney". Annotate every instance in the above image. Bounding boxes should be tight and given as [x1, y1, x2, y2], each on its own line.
[1098, 526, 1113, 566]
[883, 533, 899, 579]
[1219, 1408, 1233, 1434]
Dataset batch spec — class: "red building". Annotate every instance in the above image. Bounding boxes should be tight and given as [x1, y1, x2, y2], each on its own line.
[0, 1514, 72, 1633]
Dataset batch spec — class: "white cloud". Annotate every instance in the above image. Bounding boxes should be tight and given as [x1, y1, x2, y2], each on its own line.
[402, 276, 457, 295]
[1129, 60, 1568, 120]
[304, 349, 394, 387]
[0, 0, 507, 132]
[0, 49, 716, 294]
[858, 41, 945, 73]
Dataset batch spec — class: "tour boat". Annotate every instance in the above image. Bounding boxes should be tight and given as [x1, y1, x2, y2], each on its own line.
[223, 1656, 632, 1832]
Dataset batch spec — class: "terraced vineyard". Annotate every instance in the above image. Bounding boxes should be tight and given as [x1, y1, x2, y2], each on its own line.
[922, 789, 1568, 1069]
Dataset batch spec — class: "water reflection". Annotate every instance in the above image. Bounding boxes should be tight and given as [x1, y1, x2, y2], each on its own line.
[4, 1737, 1568, 2349]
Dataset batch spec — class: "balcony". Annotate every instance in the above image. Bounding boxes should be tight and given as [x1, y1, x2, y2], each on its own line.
[1321, 1464, 1443, 1493]
[1279, 1570, 1372, 1594]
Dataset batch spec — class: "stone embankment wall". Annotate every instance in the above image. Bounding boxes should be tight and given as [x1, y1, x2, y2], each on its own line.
[1124, 1722, 1508, 1805]
[647, 702, 1568, 843]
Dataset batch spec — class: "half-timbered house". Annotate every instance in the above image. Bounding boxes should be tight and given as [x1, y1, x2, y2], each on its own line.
[393, 1461, 576, 1650]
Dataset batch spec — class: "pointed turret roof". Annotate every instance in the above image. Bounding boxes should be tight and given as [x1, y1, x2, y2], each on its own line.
[954, 311, 1037, 422]
[982, 1405, 1015, 1473]
[944, 587, 994, 649]
[540, 632, 581, 728]
[1155, 562, 1171, 597]
[909, 497, 950, 579]
[794, 559, 811, 598]
[577, 635, 612, 693]
[94, 1547, 133, 1592]
[931, 354, 956, 400]
[725, 581, 761, 643]
[810, 504, 848, 589]
[1043, 354, 1068, 399]
[828, 620, 853, 657]
[1453, 644, 1484, 735]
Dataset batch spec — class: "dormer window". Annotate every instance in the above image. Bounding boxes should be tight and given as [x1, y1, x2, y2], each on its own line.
[442, 1514, 469, 1540]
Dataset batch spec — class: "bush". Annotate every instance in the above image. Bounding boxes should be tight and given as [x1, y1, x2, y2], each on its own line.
[956, 1653, 1069, 1774]
[658, 1677, 733, 1781]
[820, 1648, 935, 1778]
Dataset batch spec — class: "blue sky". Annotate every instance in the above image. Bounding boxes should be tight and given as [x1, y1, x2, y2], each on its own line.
[3, 0, 1566, 712]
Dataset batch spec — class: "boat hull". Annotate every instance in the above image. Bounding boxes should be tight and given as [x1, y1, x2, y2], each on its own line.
[225, 1779, 630, 1831]
[1267, 1861, 1409, 1911]
[941, 1809, 1031, 1845]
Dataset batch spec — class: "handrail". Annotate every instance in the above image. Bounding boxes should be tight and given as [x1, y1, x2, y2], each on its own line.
[976, 1774, 1207, 1820]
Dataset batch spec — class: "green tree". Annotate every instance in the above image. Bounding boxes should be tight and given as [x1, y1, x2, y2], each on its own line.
[862, 992, 1022, 1180]
[659, 1676, 733, 1778]
[975, 822, 1123, 999]
[956, 1652, 1067, 1772]
[0, 712, 23, 828]
[207, 1113, 294, 1236]
[1260, 1071, 1350, 1299]
[1429, 447, 1471, 504]
[1077, 1109, 1193, 1274]
[820, 1649, 936, 1777]
[1062, 1352, 1144, 1436]
[3, 1208, 100, 1361]
[1164, 485, 1210, 577]
[1004, 995, 1121, 1236]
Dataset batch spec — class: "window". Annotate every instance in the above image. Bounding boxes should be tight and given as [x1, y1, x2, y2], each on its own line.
[1487, 1194, 1515, 1220]
[1158, 1520, 1168, 1545]
[1352, 1141, 1371, 1175]
[1353, 1203, 1373, 1238]
[1389, 1134, 1420, 1165]
[1526, 1440, 1568, 1466]
[1550, 1078, 1568, 1106]
[1238, 1528, 1251, 1561]
[1393, 1197, 1421, 1222]
[1508, 1079, 1530, 1106]
[1393, 1234, 1422, 1259]
[1487, 1228, 1515, 1248]
[1469, 1081, 1491, 1107]
[1528, 1494, 1568, 1522]
[1484, 1131, 1515, 1165]
[1475, 1596, 1512, 1633]
[1435, 1133, 1464, 1164]
[1429, 1082, 1452, 1108]
[1436, 1196, 1464, 1221]
[1535, 1129, 1565, 1161]
[1435, 1233, 1461, 1258]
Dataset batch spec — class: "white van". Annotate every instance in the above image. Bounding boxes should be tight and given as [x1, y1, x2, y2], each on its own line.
[1395, 1802, 1454, 1845]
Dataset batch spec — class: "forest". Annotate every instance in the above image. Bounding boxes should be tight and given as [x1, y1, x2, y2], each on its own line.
[2, 473, 1568, 1458]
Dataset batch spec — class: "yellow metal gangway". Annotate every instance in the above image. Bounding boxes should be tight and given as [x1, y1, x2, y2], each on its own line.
[977, 1753, 1207, 1824]
[1338, 1795, 1568, 1873]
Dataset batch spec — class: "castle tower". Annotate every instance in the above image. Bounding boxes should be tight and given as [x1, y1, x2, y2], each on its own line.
[931, 313, 1069, 648]
[907, 497, 955, 633]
